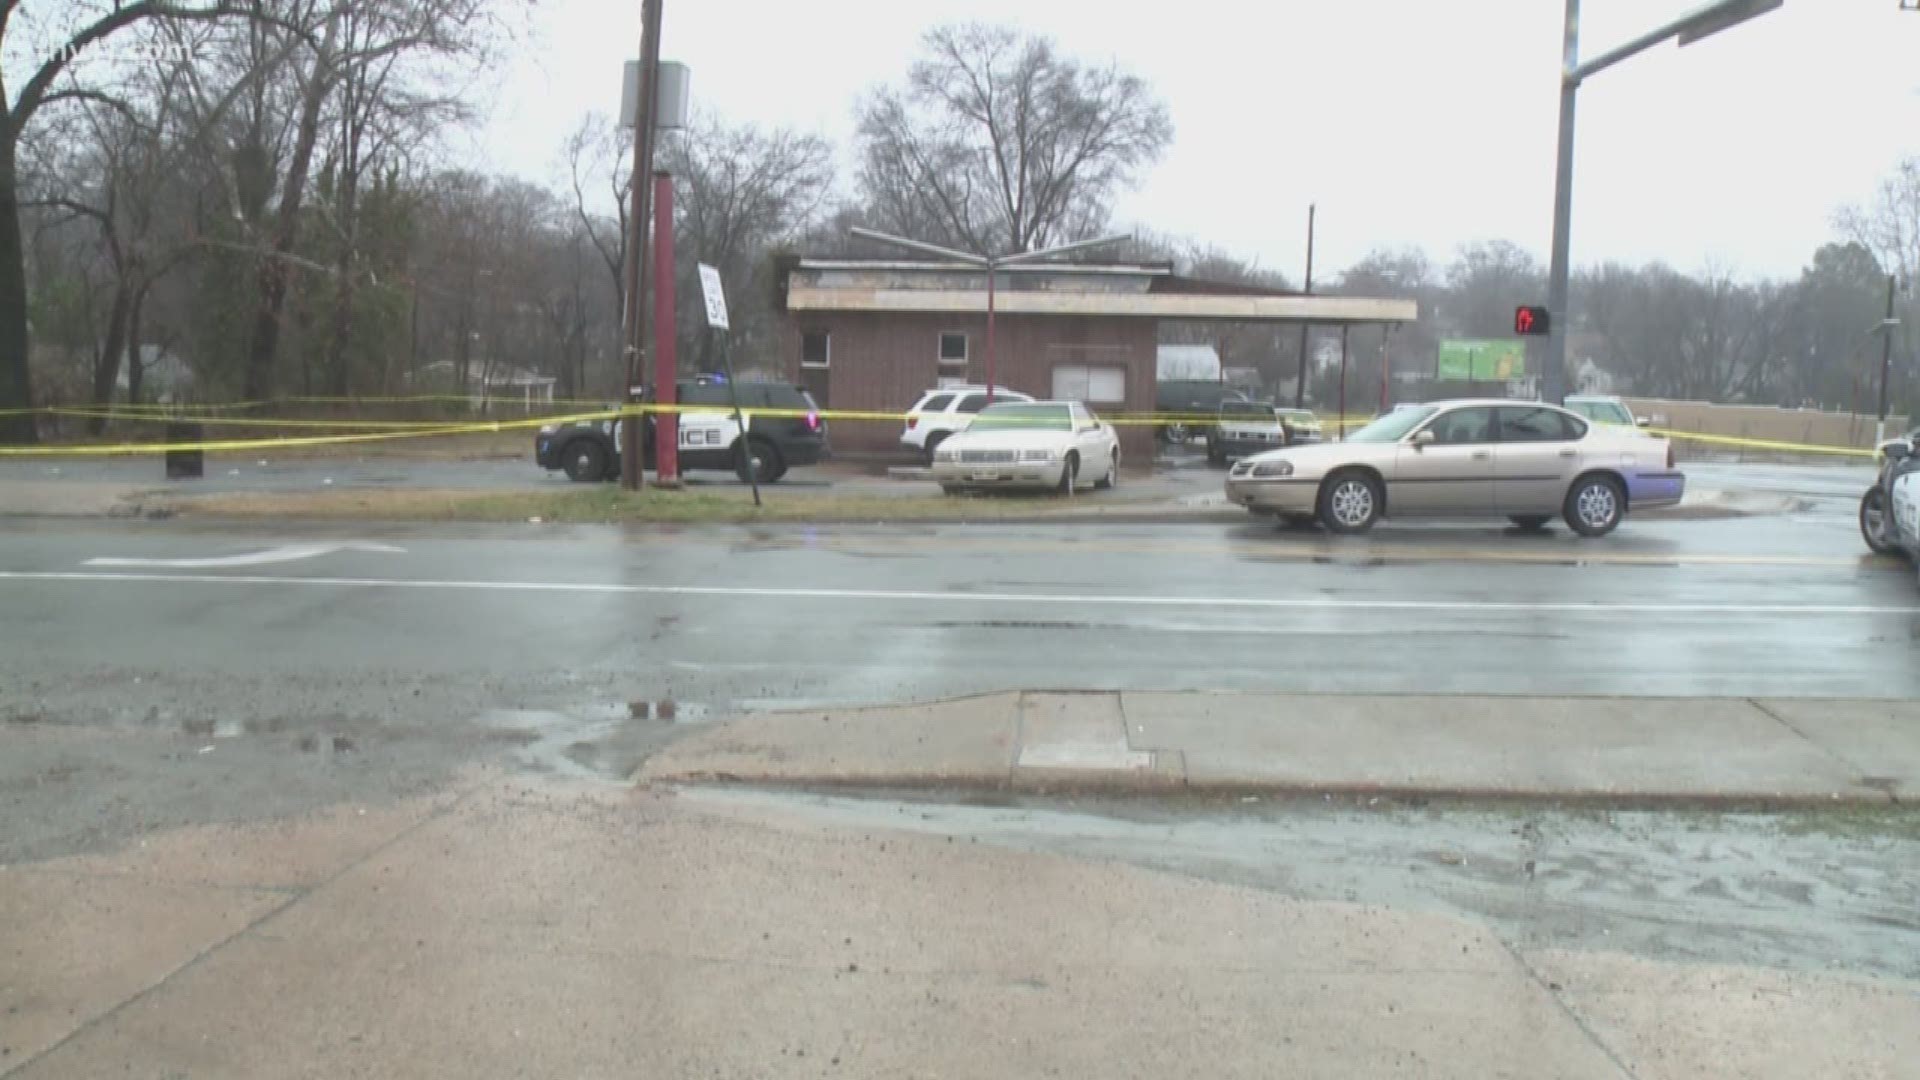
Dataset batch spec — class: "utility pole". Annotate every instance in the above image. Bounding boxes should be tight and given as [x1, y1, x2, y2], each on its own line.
[1293, 203, 1315, 408]
[1877, 273, 1896, 445]
[619, 0, 665, 491]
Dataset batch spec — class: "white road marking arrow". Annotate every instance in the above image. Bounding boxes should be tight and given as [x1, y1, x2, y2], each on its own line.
[83, 541, 406, 569]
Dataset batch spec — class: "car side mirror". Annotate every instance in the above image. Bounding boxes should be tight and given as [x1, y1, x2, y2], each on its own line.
[1635, 416, 1651, 427]
[1411, 429, 1436, 449]
[1884, 439, 1913, 463]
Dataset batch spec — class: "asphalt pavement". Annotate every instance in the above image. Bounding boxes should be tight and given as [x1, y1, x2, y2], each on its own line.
[4, 508, 1914, 725]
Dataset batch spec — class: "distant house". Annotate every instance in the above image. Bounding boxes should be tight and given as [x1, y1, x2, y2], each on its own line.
[411, 360, 556, 405]
[1574, 358, 1617, 395]
[115, 346, 194, 403]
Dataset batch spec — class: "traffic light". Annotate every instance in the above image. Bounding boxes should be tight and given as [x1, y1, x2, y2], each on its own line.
[1514, 305, 1550, 336]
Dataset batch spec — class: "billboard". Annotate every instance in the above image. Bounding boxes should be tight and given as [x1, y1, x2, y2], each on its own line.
[1437, 339, 1526, 381]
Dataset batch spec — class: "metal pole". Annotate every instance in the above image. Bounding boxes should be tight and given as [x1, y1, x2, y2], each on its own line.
[985, 262, 997, 405]
[1543, 0, 1579, 407]
[1379, 326, 1391, 414]
[652, 171, 680, 486]
[1877, 273, 1896, 445]
[620, 0, 664, 490]
[1293, 203, 1315, 408]
[1337, 325, 1349, 440]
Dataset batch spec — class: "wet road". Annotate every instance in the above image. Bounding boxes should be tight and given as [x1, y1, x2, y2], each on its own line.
[4, 509, 1916, 725]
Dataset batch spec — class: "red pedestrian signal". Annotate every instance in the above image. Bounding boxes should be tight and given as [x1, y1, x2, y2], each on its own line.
[1514, 305, 1550, 336]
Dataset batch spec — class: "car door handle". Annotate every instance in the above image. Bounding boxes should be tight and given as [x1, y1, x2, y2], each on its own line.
[1471, 451, 1491, 460]
[1558, 449, 1577, 458]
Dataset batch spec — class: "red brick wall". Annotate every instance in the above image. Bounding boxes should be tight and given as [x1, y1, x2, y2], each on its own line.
[783, 312, 1157, 461]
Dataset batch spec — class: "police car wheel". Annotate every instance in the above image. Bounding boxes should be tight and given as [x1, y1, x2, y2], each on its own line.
[734, 439, 782, 484]
[562, 439, 608, 482]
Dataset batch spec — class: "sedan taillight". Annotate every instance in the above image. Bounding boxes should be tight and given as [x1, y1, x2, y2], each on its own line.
[906, 414, 918, 430]
[1667, 441, 1675, 469]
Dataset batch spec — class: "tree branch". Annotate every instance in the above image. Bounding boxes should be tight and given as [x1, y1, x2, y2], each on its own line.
[13, 1, 256, 131]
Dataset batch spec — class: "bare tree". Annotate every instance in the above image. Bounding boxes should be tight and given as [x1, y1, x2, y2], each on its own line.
[658, 112, 833, 374]
[854, 22, 1171, 256]
[561, 112, 630, 303]
[0, 0, 269, 441]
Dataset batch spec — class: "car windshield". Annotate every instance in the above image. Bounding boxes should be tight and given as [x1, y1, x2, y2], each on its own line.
[1575, 400, 1634, 424]
[1219, 401, 1272, 418]
[1345, 405, 1439, 443]
[1278, 410, 1317, 424]
[967, 403, 1072, 431]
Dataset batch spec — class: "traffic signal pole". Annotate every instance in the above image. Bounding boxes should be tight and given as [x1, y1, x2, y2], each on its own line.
[1542, 0, 1781, 407]
[1542, 0, 1580, 406]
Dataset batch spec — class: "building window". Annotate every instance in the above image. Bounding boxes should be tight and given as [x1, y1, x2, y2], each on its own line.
[938, 331, 968, 367]
[1052, 364, 1126, 404]
[801, 330, 830, 368]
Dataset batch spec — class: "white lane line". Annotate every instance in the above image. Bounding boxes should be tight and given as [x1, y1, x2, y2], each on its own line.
[2, 570, 1918, 615]
[83, 541, 405, 569]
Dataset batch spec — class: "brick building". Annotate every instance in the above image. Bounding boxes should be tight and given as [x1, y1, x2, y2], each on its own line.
[777, 259, 1419, 459]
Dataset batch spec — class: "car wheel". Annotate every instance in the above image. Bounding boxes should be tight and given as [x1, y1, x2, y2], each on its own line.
[940, 484, 963, 497]
[1056, 452, 1079, 496]
[561, 439, 608, 482]
[1564, 474, 1624, 538]
[1165, 422, 1190, 444]
[1508, 515, 1553, 531]
[734, 438, 782, 484]
[1318, 470, 1381, 534]
[923, 432, 948, 467]
[1862, 487, 1900, 555]
[1094, 450, 1119, 490]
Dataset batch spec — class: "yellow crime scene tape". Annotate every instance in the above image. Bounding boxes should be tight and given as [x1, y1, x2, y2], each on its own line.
[1643, 427, 1878, 458]
[0, 399, 1886, 458]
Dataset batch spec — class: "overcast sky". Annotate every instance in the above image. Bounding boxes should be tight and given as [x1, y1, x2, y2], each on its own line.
[464, 0, 1920, 281]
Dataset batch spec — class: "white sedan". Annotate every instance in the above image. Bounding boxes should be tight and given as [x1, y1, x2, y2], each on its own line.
[931, 401, 1122, 494]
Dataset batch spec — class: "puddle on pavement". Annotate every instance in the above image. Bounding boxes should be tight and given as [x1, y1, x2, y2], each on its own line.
[474, 700, 714, 780]
[677, 787, 1920, 983]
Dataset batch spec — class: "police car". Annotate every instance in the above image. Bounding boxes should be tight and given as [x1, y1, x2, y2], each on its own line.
[534, 376, 828, 483]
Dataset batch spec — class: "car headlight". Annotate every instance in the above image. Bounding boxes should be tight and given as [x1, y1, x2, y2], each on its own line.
[933, 448, 957, 463]
[1021, 449, 1059, 462]
[538, 424, 556, 435]
[1250, 460, 1294, 477]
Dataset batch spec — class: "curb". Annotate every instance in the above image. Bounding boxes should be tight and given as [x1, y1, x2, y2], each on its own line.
[644, 772, 1902, 812]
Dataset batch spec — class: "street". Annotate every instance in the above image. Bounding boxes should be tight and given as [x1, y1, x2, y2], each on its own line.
[4, 508, 1914, 722]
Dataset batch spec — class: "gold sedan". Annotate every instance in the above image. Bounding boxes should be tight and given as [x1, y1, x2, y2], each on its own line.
[1224, 399, 1685, 537]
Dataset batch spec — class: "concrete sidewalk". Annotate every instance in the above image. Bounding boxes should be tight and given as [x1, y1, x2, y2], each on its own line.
[5, 774, 1916, 1079]
[639, 692, 1920, 806]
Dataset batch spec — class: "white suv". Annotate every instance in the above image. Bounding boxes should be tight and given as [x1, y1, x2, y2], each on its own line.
[901, 385, 1035, 463]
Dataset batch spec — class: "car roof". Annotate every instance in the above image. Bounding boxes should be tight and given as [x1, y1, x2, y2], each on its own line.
[1416, 398, 1576, 409]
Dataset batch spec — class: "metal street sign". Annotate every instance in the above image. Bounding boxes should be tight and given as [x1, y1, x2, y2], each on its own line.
[697, 263, 730, 330]
[620, 60, 691, 130]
